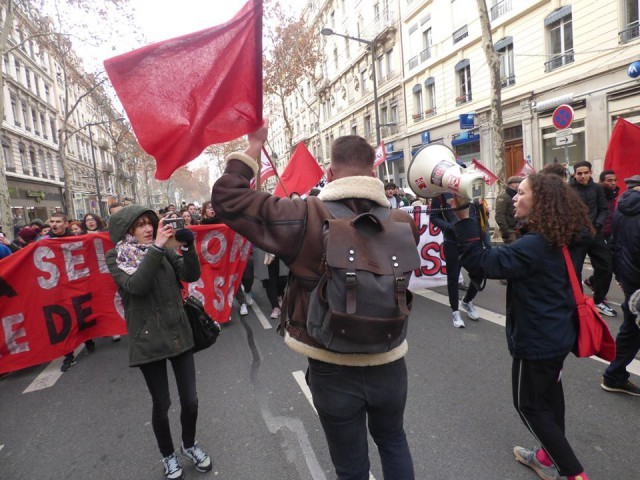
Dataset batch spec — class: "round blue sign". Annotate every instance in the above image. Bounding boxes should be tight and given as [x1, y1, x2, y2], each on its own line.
[628, 61, 640, 78]
[552, 104, 574, 130]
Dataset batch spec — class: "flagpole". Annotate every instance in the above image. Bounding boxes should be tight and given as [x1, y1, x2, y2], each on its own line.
[265, 141, 289, 197]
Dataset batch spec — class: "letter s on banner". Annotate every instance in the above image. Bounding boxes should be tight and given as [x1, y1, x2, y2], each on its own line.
[34, 246, 60, 289]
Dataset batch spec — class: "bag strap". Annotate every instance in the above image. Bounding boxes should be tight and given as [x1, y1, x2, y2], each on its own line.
[561, 246, 586, 307]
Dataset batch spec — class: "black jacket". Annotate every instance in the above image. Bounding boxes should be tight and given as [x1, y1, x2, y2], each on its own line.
[455, 218, 577, 360]
[430, 194, 478, 243]
[611, 189, 640, 295]
[569, 177, 608, 229]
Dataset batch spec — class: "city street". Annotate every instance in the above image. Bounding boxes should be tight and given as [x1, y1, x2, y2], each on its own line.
[1, 268, 638, 480]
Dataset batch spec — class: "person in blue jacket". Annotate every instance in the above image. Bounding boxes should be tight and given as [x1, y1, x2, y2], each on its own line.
[453, 174, 593, 480]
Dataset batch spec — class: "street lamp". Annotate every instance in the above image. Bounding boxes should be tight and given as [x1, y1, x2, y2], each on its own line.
[321, 27, 390, 180]
[86, 117, 124, 218]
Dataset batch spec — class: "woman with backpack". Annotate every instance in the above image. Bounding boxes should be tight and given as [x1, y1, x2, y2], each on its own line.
[453, 174, 593, 480]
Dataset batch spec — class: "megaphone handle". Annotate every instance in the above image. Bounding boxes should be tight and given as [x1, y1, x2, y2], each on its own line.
[473, 199, 489, 248]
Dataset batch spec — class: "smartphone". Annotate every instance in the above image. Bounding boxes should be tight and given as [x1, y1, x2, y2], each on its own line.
[164, 218, 185, 230]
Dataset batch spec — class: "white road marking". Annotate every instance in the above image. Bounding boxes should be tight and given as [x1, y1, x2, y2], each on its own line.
[414, 289, 640, 378]
[0, 444, 4, 452]
[292, 371, 377, 479]
[22, 345, 85, 394]
[252, 303, 273, 329]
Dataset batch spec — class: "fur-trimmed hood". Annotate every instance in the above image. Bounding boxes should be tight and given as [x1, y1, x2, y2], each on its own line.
[317, 176, 390, 207]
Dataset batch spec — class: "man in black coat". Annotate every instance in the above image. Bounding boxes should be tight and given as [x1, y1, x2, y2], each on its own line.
[602, 175, 640, 396]
[570, 161, 616, 317]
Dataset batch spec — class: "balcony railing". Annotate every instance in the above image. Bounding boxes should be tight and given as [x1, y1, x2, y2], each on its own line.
[101, 162, 114, 173]
[544, 50, 574, 72]
[456, 94, 472, 106]
[412, 113, 424, 122]
[619, 21, 639, 44]
[408, 55, 419, 69]
[501, 75, 516, 87]
[420, 47, 431, 62]
[490, 0, 512, 21]
[424, 107, 437, 118]
[453, 25, 468, 44]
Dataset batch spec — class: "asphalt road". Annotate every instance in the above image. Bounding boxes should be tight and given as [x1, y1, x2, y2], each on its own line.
[1, 269, 638, 480]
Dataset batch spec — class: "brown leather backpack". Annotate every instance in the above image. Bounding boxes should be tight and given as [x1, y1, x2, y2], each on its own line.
[307, 202, 420, 353]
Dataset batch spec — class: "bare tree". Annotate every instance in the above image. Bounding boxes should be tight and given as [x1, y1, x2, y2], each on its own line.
[476, 0, 505, 182]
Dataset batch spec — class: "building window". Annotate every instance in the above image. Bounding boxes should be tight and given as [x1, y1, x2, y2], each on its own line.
[491, 0, 513, 21]
[456, 60, 472, 104]
[47, 152, 55, 179]
[390, 102, 398, 124]
[385, 49, 393, 77]
[50, 119, 58, 143]
[38, 150, 46, 177]
[57, 158, 65, 180]
[424, 78, 436, 116]
[412, 84, 423, 121]
[21, 102, 30, 131]
[10, 94, 20, 126]
[545, 6, 574, 72]
[333, 47, 339, 71]
[620, 0, 639, 43]
[361, 68, 368, 93]
[19, 144, 29, 175]
[377, 55, 385, 82]
[452, 25, 468, 44]
[30, 148, 38, 177]
[421, 27, 432, 62]
[2, 138, 14, 172]
[351, 124, 357, 135]
[496, 37, 515, 87]
[364, 114, 372, 140]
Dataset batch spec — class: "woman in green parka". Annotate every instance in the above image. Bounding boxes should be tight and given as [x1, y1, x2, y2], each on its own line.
[107, 205, 212, 480]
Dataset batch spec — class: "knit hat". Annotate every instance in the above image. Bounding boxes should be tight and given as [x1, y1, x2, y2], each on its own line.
[29, 219, 45, 227]
[507, 176, 524, 184]
[624, 174, 640, 189]
[18, 227, 39, 243]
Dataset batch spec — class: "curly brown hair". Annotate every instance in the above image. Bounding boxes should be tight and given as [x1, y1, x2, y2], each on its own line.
[524, 173, 593, 246]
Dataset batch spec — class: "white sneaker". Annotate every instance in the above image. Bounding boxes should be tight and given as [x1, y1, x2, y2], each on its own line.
[460, 301, 480, 320]
[452, 311, 465, 328]
[245, 292, 254, 306]
[181, 442, 212, 473]
[162, 452, 184, 480]
[239, 303, 249, 316]
[270, 307, 281, 319]
[596, 302, 616, 317]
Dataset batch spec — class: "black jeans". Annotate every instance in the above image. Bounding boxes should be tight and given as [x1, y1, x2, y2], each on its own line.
[262, 261, 287, 309]
[307, 358, 414, 480]
[139, 350, 199, 457]
[443, 240, 479, 311]
[512, 357, 583, 476]
[604, 295, 640, 385]
[577, 233, 612, 304]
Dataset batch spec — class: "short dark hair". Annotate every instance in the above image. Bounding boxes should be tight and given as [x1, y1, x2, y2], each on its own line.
[599, 169, 616, 182]
[384, 182, 397, 190]
[50, 212, 68, 222]
[541, 163, 567, 179]
[573, 160, 592, 171]
[331, 136, 375, 170]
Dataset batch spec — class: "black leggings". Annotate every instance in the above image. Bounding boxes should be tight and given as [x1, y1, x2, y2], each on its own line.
[512, 356, 583, 476]
[443, 240, 479, 311]
[262, 261, 287, 309]
[139, 350, 199, 457]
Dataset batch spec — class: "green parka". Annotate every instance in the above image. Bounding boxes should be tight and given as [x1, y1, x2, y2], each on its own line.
[106, 205, 201, 366]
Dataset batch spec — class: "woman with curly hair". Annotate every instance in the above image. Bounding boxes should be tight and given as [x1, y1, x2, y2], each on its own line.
[453, 174, 593, 480]
[82, 213, 106, 233]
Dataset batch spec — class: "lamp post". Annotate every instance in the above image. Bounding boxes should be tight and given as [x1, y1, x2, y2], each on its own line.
[320, 28, 390, 180]
[86, 117, 125, 217]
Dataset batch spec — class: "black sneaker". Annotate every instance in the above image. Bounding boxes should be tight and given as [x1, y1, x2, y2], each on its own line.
[61, 355, 76, 372]
[601, 377, 640, 396]
[85, 340, 96, 352]
[458, 281, 468, 291]
[583, 277, 594, 292]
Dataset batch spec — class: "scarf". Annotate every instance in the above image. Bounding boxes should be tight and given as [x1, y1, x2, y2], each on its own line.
[115, 234, 151, 274]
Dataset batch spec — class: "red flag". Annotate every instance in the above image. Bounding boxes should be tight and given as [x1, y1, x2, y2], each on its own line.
[104, 0, 263, 180]
[374, 141, 386, 168]
[471, 158, 500, 186]
[604, 118, 640, 195]
[516, 159, 536, 177]
[273, 143, 323, 198]
[250, 148, 276, 189]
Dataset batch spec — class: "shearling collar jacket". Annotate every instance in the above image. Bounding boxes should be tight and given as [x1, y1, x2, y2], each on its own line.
[212, 159, 419, 367]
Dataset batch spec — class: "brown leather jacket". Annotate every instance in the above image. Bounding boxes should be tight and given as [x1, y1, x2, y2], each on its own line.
[212, 157, 419, 366]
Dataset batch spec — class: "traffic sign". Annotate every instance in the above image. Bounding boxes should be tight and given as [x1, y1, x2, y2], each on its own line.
[556, 135, 574, 146]
[552, 104, 574, 130]
[555, 128, 572, 137]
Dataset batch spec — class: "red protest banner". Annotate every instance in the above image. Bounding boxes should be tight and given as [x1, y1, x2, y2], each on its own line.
[0, 225, 248, 374]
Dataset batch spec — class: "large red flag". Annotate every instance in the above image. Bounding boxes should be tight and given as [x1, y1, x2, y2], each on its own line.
[604, 118, 640, 194]
[273, 143, 324, 198]
[104, 0, 263, 180]
[471, 158, 500, 186]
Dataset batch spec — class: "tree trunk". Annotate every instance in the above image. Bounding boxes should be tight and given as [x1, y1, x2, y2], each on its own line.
[476, 0, 505, 182]
[58, 128, 76, 218]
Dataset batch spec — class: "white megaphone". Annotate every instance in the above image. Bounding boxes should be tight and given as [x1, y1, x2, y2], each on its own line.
[407, 144, 486, 201]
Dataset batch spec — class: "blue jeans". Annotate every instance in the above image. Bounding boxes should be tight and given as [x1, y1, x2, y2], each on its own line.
[307, 358, 414, 480]
[604, 297, 640, 385]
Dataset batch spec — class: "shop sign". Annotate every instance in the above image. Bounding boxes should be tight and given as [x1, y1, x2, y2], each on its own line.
[26, 190, 46, 200]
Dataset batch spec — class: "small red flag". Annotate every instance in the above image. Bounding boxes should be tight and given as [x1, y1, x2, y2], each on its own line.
[250, 148, 276, 189]
[516, 159, 536, 177]
[471, 158, 500, 186]
[604, 118, 640, 195]
[373, 141, 386, 168]
[273, 143, 323, 198]
[104, 0, 263, 180]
